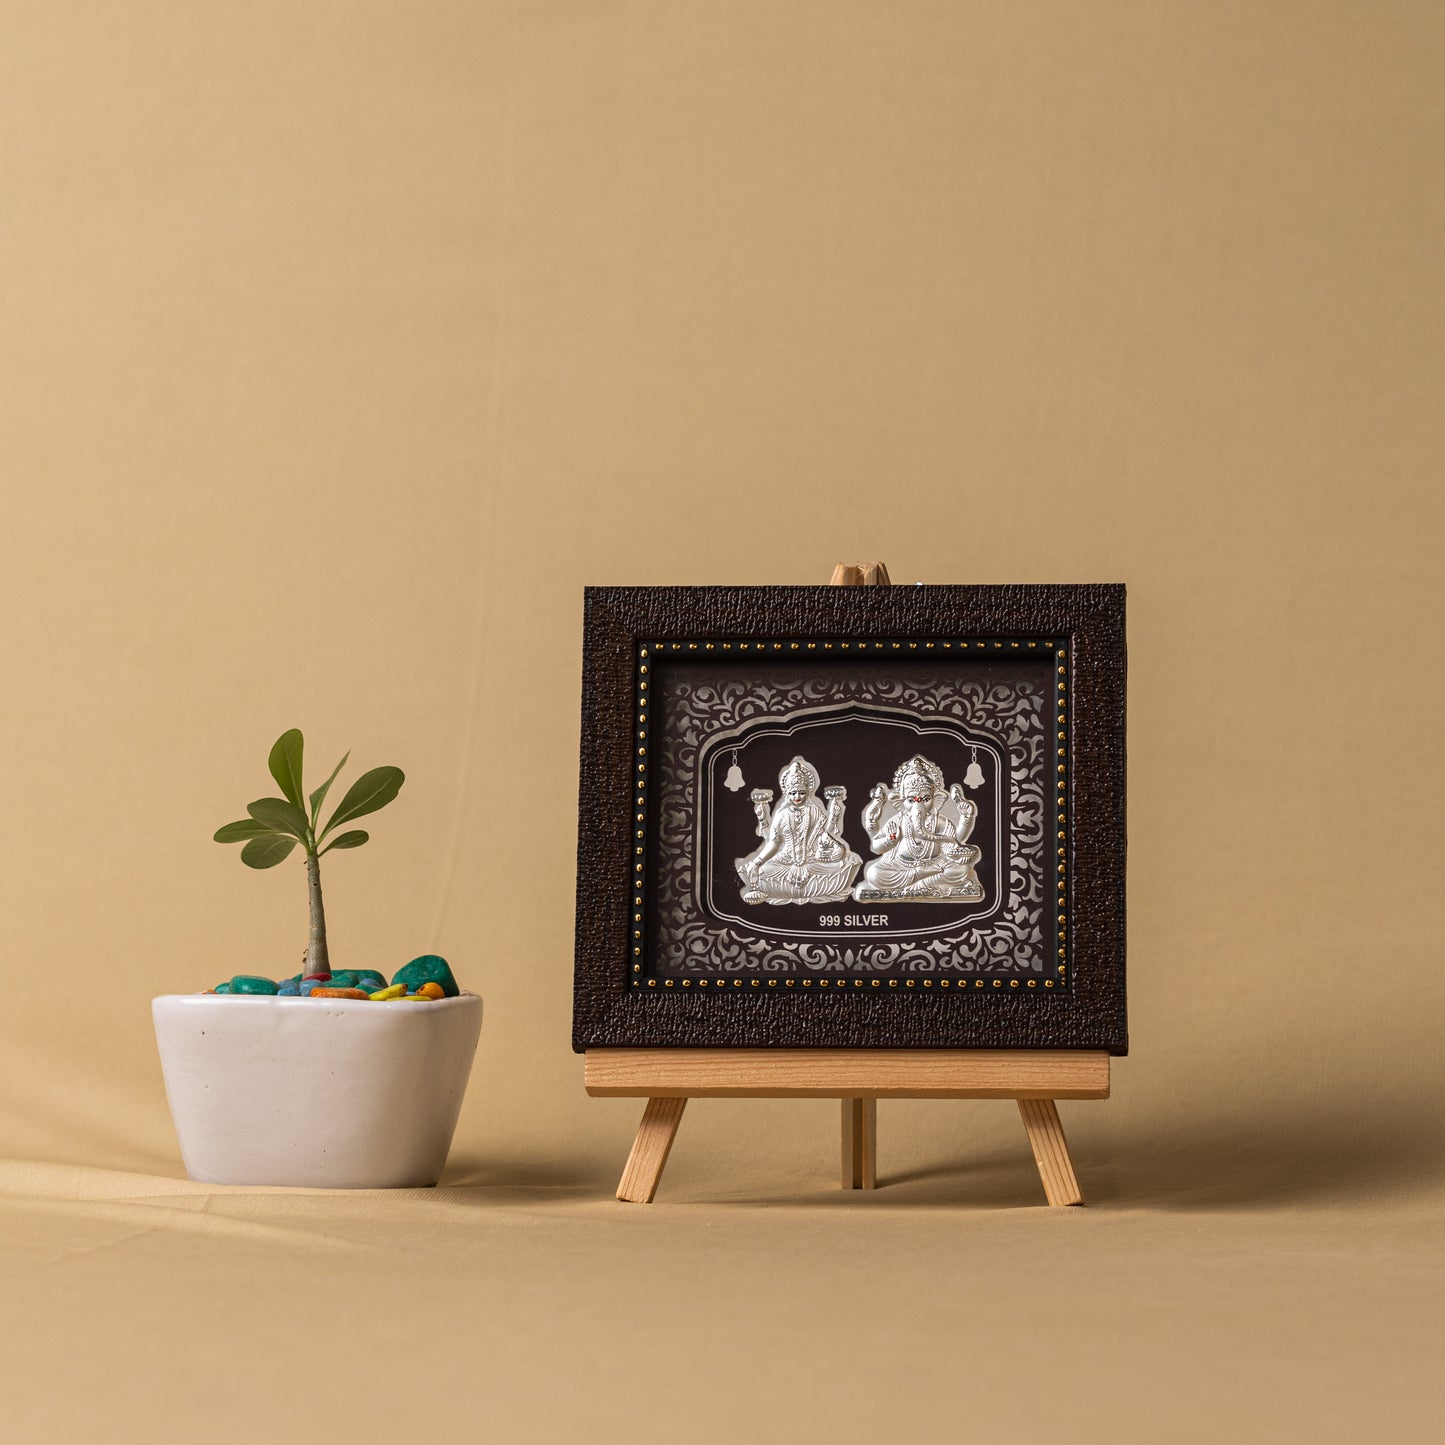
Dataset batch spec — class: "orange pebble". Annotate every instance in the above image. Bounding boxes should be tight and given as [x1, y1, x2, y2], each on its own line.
[416, 982, 446, 1000]
[310, 987, 369, 999]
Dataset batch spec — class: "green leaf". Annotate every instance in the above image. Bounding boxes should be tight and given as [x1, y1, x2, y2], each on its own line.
[240, 834, 298, 869]
[320, 829, 369, 855]
[247, 796, 312, 844]
[214, 819, 275, 844]
[320, 766, 404, 838]
[268, 729, 306, 809]
[308, 750, 350, 827]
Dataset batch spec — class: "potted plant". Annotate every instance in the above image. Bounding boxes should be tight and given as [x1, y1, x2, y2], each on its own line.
[152, 729, 482, 1187]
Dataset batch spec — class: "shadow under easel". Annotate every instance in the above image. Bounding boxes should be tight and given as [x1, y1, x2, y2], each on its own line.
[434, 1153, 616, 1204]
[1084, 1111, 1443, 1213]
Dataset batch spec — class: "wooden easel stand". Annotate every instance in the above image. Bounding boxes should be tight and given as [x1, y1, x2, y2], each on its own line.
[593, 562, 1110, 1207]
[589, 1049, 1109, 1205]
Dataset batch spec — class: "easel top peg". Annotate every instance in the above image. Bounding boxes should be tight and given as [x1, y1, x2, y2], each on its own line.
[830, 561, 891, 587]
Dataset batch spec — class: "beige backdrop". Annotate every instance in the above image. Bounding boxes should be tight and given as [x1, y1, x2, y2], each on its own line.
[2, 2, 1441, 1442]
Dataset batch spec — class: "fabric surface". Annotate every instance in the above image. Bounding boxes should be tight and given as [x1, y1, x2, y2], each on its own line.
[2, 2, 1441, 1441]
[2, 1111, 1440, 1444]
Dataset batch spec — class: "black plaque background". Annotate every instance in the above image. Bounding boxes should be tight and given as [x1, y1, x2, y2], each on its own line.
[645, 656, 1056, 979]
[573, 584, 1126, 1053]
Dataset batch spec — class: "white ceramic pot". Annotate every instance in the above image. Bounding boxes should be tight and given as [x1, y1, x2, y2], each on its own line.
[152, 992, 483, 1187]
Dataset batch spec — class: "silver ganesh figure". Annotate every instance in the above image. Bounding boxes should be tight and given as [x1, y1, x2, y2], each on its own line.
[852, 755, 984, 902]
[735, 756, 863, 905]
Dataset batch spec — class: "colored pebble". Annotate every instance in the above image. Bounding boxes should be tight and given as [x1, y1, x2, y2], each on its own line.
[392, 955, 459, 998]
[230, 975, 279, 995]
[206, 958, 461, 1001]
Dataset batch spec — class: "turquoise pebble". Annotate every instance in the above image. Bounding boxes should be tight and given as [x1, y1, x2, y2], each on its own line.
[391, 955, 458, 998]
[230, 975, 279, 995]
[325, 971, 360, 988]
[214, 982, 231, 994]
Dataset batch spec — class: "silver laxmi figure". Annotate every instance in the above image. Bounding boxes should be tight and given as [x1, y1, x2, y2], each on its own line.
[736, 756, 863, 905]
[853, 755, 983, 902]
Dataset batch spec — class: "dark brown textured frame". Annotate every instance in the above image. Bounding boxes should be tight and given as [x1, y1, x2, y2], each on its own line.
[573, 585, 1126, 1053]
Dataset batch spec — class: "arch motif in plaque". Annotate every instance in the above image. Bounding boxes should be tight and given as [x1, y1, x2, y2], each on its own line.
[694, 701, 1009, 942]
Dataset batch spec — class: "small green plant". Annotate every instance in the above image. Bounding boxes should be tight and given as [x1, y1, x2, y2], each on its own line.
[214, 729, 404, 974]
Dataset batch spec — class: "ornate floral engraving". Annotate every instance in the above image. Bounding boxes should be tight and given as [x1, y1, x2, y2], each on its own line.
[653, 663, 1049, 976]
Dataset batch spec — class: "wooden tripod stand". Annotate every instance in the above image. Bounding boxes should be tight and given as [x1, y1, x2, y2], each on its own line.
[590, 562, 1110, 1206]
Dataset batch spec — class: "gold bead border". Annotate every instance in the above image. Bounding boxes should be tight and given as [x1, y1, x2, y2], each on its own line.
[631, 636, 1069, 992]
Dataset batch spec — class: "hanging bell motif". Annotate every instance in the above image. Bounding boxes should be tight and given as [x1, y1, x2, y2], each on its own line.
[963, 747, 985, 790]
[724, 751, 746, 792]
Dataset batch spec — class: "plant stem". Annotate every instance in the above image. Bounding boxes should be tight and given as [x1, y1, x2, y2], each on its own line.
[305, 851, 330, 973]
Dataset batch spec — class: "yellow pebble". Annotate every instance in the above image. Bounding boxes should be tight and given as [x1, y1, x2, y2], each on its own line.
[369, 984, 407, 1000]
[403, 993, 430, 1000]
[416, 982, 446, 1000]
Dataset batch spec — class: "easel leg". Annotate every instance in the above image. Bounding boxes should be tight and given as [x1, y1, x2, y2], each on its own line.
[841, 1098, 877, 1190]
[1017, 1098, 1083, 1207]
[617, 1097, 688, 1203]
